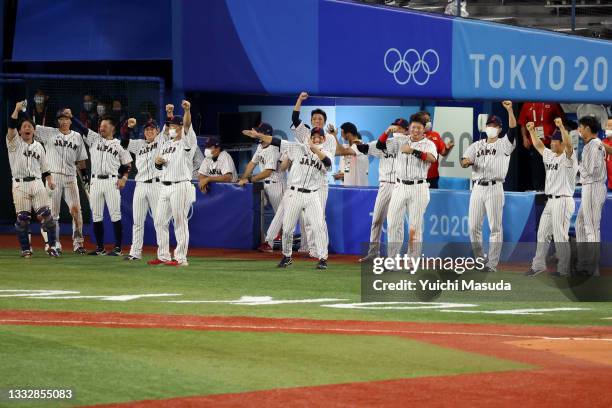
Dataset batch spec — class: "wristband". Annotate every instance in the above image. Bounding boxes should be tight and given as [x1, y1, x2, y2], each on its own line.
[411, 149, 422, 158]
[8, 117, 18, 129]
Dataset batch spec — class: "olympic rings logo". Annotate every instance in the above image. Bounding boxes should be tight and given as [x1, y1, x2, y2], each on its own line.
[384, 48, 440, 86]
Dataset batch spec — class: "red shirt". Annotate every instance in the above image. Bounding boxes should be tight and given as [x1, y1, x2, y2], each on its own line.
[518, 102, 565, 146]
[426, 130, 446, 179]
[604, 137, 612, 190]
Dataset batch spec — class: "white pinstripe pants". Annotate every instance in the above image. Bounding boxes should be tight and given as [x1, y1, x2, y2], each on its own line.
[301, 183, 329, 255]
[263, 181, 285, 212]
[366, 182, 395, 257]
[531, 196, 575, 274]
[129, 182, 161, 258]
[469, 183, 504, 269]
[387, 183, 430, 259]
[154, 182, 195, 263]
[90, 178, 122, 222]
[576, 182, 606, 274]
[47, 174, 83, 250]
[282, 188, 327, 259]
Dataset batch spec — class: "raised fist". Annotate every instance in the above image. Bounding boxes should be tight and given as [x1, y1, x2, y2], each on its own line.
[554, 117, 563, 128]
[165, 104, 174, 115]
[526, 122, 535, 132]
[502, 100, 512, 110]
[14, 101, 25, 112]
[127, 118, 137, 128]
[326, 124, 337, 136]
[181, 100, 191, 111]
[298, 92, 309, 101]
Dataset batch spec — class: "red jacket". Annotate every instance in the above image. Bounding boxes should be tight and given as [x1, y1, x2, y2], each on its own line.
[426, 130, 446, 179]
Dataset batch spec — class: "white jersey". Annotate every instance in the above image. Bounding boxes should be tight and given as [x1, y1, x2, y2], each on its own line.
[339, 143, 369, 186]
[385, 136, 438, 181]
[579, 137, 606, 184]
[6, 135, 49, 179]
[291, 121, 337, 155]
[198, 150, 238, 182]
[83, 131, 132, 176]
[281, 140, 332, 191]
[126, 134, 166, 182]
[252, 144, 285, 184]
[158, 127, 197, 182]
[367, 137, 399, 183]
[462, 136, 515, 182]
[542, 148, 578, 196]
[34, 126, 88, 176]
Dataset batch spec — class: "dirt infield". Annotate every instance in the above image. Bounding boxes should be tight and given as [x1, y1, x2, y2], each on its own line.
[1, 310, 611, 408]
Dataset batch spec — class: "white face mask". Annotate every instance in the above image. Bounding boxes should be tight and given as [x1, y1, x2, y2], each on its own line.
[96, 105, 105, 115]
[83, 101, 93, 111]
[34, 96, 45, 105]
[204, 148, 212, 158]
[169, 128, 177, 138]
[425, 121, 433, 131]
[485, 127, 499, 139]
[606, 129, 612, 138]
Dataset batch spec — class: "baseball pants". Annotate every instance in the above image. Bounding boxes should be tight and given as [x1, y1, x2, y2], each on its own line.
[365, 181, 394, 257]
[300, 183, 329, 256]
[154, 182, 195, 263]
[531, 196, 575, 275]
[129, 181, 161, 259]
[13, 179, 49, 213]
[90, 177, 122, 223]
[469, 183, 505, 270]
[387, 182, 430, 260]
[263, 181, 284, 212]
[282, 188, 327, 260]
[576, 182, 607, 275]
[47, 174, 84, 251]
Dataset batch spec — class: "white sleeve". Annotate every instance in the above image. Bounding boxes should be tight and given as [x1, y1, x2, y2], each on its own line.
[82, 130, 102, 147]
[77, 139, 89, 162]
[385, 138, 400, 155]
[367, 141, 385, 157]
[120, 147, 133, 165]
[183, 125, 197, 150]
[462, 142, 476, 161]
[291, 121, 311, 144]
[542, 148, 554, 165]
[37, 145, 50, 173]
[280, 140, 302, 159]
[221, 154, 236, 175]
[127, 139, 140, 154]
[197, 158, 209, 176]
[424, 140, 438, 159]
[262, 148, 279, 171]
[351, 144, 363, 156]
[502, 136, 515, 155]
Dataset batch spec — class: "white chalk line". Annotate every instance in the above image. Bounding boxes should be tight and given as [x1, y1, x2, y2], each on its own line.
[1, 318, 611, 342]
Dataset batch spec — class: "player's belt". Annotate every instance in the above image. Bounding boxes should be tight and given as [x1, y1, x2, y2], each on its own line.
[380, 180, 395, 184]
[92, 174, 117, 179]
[290, 186, 317, 193]
[396, 178, 425, 185]
[142, 178, 160, 184]
[264, 180, 277, 184]
[547, 195, 569, 199]
[14, 177, 37, 182]
[161, 180, 189, 186]
[474, 180, 498, 186]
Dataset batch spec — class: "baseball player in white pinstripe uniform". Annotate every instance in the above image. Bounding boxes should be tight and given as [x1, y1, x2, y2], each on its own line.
[197, 138, 238, 192]
[354, 118, 406, 261]
[34, 108, 89, 254]
[148, 100, 196, 267]
[257, 152, 291, 252]
[525, 118, 578, 277]
[121, 118, 164, 260]
[376, 114, 438, 262]
[461, 101, 517, 272]
[7, 101, 58, 258]
[78, 116, 132, 256]
[574, 115, 607, 276]
[243, 126, 333, 269]
[291, 92, 335, 258]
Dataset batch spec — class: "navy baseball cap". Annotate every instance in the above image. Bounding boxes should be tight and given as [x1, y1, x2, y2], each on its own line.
[551, 129, 563, 141]
[169, 115, 183, 126]
[340, 122, 358, 135]
[205, 137, 221, 148]
[486, 115, 502, 127]
[255, 122, 273, 136]
[391, 118, 409, 129]
[310, 127, 325, 138]
[143, 119, 158, 129]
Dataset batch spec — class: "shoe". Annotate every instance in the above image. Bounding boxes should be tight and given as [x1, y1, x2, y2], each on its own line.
[88, 248, 106, 256]
[73, 246, 87, 255]
[258, 242, 273, 253]
[164, 260, 179, 266]
[56, 248, 63, 255]
[359, 254, 376, 263]
[481, 266, 496, 273]
[21, 250, 33, 258]
[316, 259, 328, 270]
[278, 256, 293, 268]
[524, 268, 544, 277]
[106, 247, 122, 256]
[124, 255, 140, 261]
[46, 248, 59, 258]
[177, 261, 189, 267]
[307, 252, 318, 259]
[147, 258, 165, 265]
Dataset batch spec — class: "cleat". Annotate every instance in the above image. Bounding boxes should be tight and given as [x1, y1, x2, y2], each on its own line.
[73, 246, 87, 255]
[56, 248, 63, 255]
[46, 248, 59, 258]
[88, 248, 106, 256]
[21, 250, 33, 258]
[164, 260, 179, 266]
[124, 255, 140, 261]
[359, 254, 376, 263]
[316, 259, 328, 270]
[278, 256, 293, 268]
[258, 242, 273, 253]
[177, 261, 189, 267]
[147, 258, 165, 265]
[106, 247, 122, 256]
[524, 268, 544, 277]
[481, 266, 496, 273]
